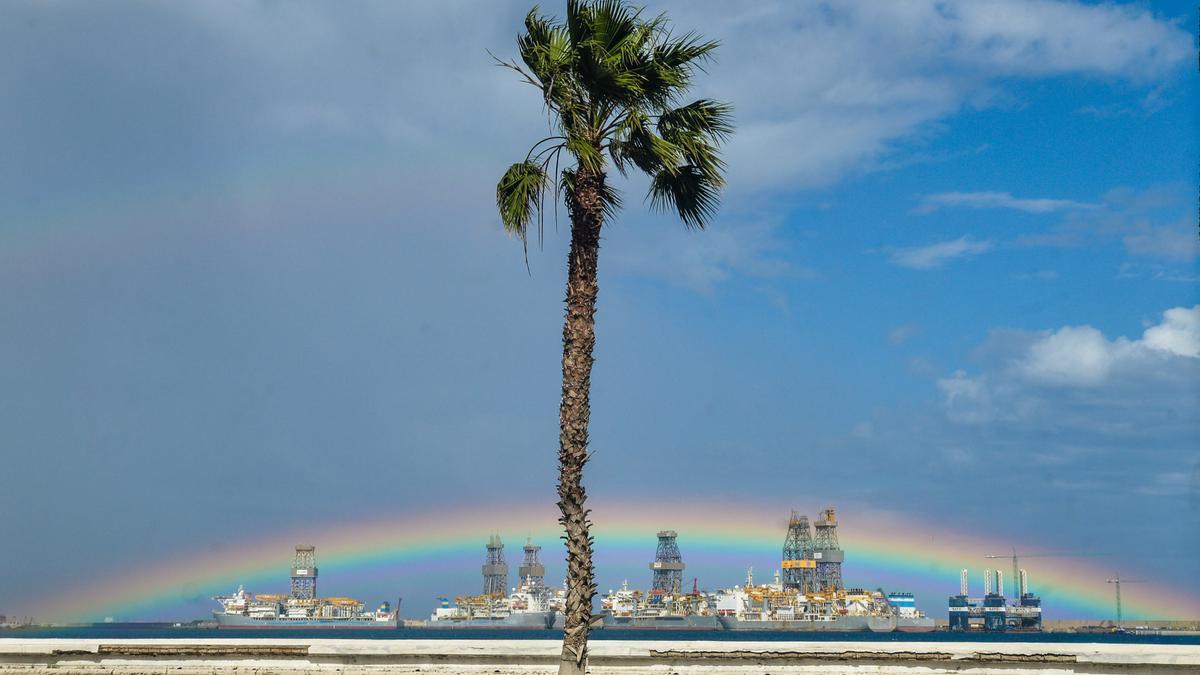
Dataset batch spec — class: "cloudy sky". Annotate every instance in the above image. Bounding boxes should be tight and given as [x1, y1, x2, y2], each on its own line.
[1, 0, 1197, 621]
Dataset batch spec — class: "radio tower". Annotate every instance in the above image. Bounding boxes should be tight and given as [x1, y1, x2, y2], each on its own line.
[518, 537, 545, 589]
[649, 530, 685, 595]
[482, 534, 508, 597]
[289, 545, 318, 600]
[812, 507, 844, 593]
[781, 511, 814, 591]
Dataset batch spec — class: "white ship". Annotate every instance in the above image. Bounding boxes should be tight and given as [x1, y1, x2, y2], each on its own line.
[428, 537, 559, 629]
[211, 545, 399, 629]
[714, 568, 931, 632]
[429, 575, 556, 629]
[213, 585, 399, 629]
[598, 579, 719, 629]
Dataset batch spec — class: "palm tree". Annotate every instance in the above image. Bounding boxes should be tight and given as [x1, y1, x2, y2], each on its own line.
[494, 1, 731, 672]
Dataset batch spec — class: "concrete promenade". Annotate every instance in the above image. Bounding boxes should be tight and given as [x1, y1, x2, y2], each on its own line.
[2, 638, 1199, 674]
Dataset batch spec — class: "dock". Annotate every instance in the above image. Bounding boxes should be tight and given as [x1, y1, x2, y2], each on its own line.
[2, 638, 1199, 674]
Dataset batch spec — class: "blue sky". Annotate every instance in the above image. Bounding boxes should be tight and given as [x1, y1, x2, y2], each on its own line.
[0, 0, 1196, 620]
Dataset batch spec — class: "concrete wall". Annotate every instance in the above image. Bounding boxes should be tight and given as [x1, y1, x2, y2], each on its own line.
[2, 638, 1199, 674]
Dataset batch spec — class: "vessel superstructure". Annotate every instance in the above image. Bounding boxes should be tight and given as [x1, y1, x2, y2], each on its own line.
[715, 568, 904, 631]
[211, 545, 398, 629]
[713, 508, 935, 632]
[599, 579, 719, 630]
[427, 536, 557, 629]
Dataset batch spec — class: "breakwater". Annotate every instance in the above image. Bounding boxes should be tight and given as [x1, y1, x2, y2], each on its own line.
[2, 638, 1199, 674]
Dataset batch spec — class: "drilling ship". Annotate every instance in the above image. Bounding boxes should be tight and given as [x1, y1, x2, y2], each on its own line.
[713, 569, 933, 632]
[427, 536, 558, 629]
[713, 509, 934, 632]
[598, 578, 720, 630]
[589, 531, 720, 630]
[211, 546, 400, 629]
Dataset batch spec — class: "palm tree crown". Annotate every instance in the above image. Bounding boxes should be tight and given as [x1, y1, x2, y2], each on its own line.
[496, 0, 733, 236]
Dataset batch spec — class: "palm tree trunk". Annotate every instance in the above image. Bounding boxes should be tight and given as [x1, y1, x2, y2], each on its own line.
[557, 167, 604, 675]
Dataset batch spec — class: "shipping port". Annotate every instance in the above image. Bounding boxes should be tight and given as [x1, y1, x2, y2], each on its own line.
[211, 507, 1036, 632]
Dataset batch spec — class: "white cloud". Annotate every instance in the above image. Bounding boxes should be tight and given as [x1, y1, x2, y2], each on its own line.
[608, 217, 812, 292]
[1012, 305, 1200, 386]
[1135, 470, 1195, 497]
[1013, 270, 1058, 281]
[937, 306, 1200, 426]
[916, 191, 1099, 214]
[665, 0, 1191, 192]
[1142, 306, 1200, 358]
[1123, 221, 1200, 261]
[889, 236, 992, 269]
[1018, 325, 1123, 386]
[1014, 185, 1196, 265]
[922, 307, 1199, 504]
[888, 323, 921, 345]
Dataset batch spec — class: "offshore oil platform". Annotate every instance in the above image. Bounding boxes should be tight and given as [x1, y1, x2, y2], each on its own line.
[948, 568, 1042, 632]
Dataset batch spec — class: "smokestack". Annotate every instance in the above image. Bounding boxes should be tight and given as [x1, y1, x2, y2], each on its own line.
[1019, 569, 1028, 596]
[995, 570, 1004, 597]
[984, 569, 993, 595]
[960, 569, 969, 596]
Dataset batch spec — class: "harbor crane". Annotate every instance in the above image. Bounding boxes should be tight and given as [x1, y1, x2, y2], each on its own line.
[1105, 574, 1145, 628]
[983, 548, 1095, 596]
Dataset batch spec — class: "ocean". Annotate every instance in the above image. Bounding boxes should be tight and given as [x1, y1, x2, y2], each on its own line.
[3, 625, 1198, 645]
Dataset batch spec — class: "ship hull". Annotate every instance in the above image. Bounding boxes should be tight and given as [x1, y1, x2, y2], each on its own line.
[600, 614, 720, 630]
[896, 617, 936, 632]
[213, 612, 399, 629]
[717, 615, 874, 631]
[427, 611, 554, 629]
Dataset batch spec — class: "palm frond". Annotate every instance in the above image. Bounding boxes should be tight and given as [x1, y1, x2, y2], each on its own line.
[657, 99, 732, 184]
[497, 161, 550, 239]
[657, 99, 734, 142]
[519, 10, 573, 88]
[566, 134, 605, 173]
[648, 165, 719, 229]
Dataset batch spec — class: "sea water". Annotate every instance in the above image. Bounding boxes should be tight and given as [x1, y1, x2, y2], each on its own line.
[2, 625, 1198, 645]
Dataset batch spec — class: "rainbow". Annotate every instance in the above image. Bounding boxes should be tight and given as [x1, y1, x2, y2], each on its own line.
[30, 499, 1200, 621]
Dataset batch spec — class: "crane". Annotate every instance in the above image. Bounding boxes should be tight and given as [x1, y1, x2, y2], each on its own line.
[983, 548, 1097, 596]
[1105, 574, 1145, 629]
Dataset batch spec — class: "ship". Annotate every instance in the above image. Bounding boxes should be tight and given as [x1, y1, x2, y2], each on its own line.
[428, 588, 556, 628]
[211, 545, 400, 629]
[427, 536, 557, 629]
[886, 591, 936, 632]
[714, 568, 930, 632]
[596, 579, 719, 630]
[213, 586, 399, 628]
